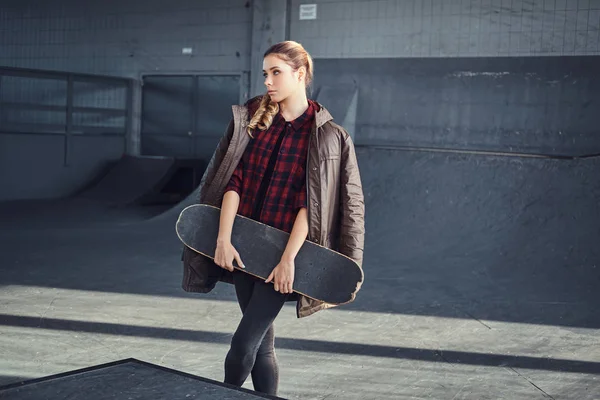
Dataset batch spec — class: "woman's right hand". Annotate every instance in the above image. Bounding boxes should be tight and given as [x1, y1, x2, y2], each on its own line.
[214, 239, 244, 272]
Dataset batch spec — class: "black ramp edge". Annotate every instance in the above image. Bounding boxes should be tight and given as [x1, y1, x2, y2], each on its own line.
[0, 358, 286, 399]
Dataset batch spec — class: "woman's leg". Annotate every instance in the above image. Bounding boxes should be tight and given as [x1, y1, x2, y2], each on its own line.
[251, 324, 279, 394]
[225, 271, 287, 395]
[230, 271, 281, 393]
[232, 270, 255, 313]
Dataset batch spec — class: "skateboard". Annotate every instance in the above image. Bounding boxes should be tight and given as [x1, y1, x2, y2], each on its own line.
[175, 204, 363, 305]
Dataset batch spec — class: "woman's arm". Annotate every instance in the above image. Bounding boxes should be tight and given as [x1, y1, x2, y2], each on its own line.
[182, 119, 234, 263]
[214, 190, 244, 271]
[217, 190, 241, 244]
[214, 147, 245, 271]
[266, 207, 309, 293]
[281, 207, 309, 261]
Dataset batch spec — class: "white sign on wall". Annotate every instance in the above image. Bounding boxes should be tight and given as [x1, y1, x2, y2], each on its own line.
[299, 4, 317, 20]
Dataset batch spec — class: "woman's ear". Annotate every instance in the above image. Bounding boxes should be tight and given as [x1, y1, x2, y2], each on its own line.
[297, 66, 306, 82]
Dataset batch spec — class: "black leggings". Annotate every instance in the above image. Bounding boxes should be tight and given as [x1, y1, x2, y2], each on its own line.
[224, 270, 288, 395]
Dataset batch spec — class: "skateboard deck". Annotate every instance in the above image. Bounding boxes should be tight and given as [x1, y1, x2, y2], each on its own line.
[176, 204, 363, 305]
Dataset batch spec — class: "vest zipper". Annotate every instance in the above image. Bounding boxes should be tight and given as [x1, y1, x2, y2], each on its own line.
[306, 123, 319, 243]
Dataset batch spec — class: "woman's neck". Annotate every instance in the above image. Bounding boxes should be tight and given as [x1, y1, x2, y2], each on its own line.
[278, 91, 309, 122]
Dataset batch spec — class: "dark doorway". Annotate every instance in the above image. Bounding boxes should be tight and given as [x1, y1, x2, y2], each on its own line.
[140, 74, 241, 159]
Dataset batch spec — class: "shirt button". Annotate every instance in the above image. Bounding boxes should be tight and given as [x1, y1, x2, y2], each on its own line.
[312, 167, 317, 171]
[314, 202, 319, 207]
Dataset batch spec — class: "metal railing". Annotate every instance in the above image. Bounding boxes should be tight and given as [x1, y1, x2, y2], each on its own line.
[0, 66, 135, 165]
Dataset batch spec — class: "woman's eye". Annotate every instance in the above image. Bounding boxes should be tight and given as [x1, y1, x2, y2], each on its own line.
[273, 71, 279, 75]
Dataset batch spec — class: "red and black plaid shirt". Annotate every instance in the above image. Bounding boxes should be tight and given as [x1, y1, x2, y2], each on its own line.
[225, 100, 316, 233]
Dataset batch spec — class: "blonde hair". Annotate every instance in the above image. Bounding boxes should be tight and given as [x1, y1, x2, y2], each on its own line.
[247, 41, 314, 138]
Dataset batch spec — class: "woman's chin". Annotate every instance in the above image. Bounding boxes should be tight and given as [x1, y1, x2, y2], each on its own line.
[268, 92, 285, 103]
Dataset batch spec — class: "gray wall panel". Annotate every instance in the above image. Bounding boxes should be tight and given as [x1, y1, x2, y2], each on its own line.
[313, 56, 600, 156]
[0, 0, 253, 78]
[2, 0, 598, 79]
[291, 0, 600, 58]
[1, 0, 599, 201]
[0, 0, 250, 200]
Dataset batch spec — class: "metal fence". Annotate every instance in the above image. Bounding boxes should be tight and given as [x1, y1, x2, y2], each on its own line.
[0, 66, 135, 165]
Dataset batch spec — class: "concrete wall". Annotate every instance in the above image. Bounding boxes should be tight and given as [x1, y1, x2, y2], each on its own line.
[4, 0, 596, 106]
[0, 0, 252, 76]
[1, 0, 599, 200]
[292, 0, 600, 57]
[313, 55, 600, 156]
[0, 0, 253, 201]
[293, 0, 600, 155]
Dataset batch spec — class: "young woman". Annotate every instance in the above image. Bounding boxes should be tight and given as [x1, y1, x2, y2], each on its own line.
[181, 41, 365, 396]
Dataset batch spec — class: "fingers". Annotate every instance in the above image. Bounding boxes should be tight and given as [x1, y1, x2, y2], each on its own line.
[275, 278, 293, 294]
[265, 267, 294, 294]
[214, 242, 241, 272]
[284, 281, 293, 294]
[265, 271, 274, 283]
[218, 257, 233, 272]
[215, 258, 233, 272]
[217, 261, 232, 272]
[233, 250, 245, 269]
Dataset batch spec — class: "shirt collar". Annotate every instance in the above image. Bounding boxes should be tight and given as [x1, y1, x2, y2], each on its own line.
[279, 100, 316, 131]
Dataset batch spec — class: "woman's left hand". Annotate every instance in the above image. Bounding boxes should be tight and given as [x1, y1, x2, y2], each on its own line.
[265, 259, 295, 294]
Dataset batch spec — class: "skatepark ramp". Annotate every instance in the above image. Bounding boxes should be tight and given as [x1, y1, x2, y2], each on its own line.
[155, 145, 600, 326]
[77, 155, 206, 207]
[148, 175, 204, 223]
[151, 144, 600, 322]
[154, 148, 600, 281]
[351, 147, 600, 324]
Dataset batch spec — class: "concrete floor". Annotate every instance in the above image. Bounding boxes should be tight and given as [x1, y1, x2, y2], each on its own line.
[1, 149, 599, 399]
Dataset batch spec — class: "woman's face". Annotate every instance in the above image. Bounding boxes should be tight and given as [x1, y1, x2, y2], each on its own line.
[263, 54, 304, 103]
